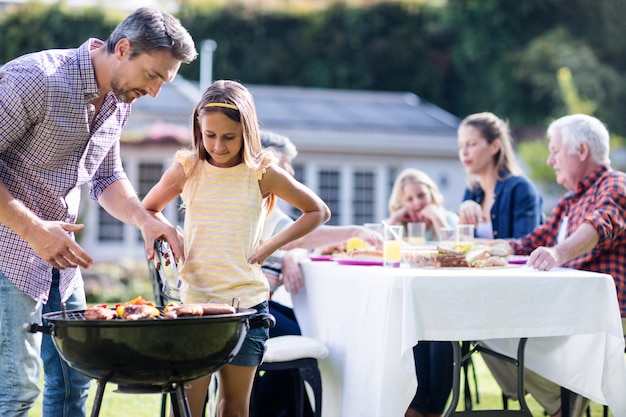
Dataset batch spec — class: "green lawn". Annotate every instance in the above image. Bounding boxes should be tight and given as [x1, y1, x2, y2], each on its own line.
[455, 354, 613, 416]
[29, 352, 613, 416]
[29, 381, 163, 417]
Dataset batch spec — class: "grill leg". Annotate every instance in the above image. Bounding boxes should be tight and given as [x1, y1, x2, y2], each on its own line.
[171, 383, 193, 417]
[90, 380, 106, 417]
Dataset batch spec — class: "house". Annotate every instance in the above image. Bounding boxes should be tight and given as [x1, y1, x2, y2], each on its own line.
[79, 77, 464, 262]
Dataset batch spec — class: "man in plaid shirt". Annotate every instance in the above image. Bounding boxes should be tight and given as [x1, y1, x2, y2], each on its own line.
[0, 8, 196, 417]
[483, 114, 626, 417]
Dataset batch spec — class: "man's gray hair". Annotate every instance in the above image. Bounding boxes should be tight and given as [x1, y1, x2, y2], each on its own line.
[260, 130, 298, 160]
[106, 8, 197, 63]
[547, 114, 610, 165]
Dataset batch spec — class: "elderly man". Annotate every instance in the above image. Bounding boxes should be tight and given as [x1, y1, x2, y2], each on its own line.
[0, 8, 196, 417]
[482, 114, 626, 417]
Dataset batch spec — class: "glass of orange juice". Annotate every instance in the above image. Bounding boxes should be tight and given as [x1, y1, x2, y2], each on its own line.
[383, 225, 404, 267]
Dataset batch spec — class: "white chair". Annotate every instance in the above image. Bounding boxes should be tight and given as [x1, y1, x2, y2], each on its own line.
[253, 335, 329, 417]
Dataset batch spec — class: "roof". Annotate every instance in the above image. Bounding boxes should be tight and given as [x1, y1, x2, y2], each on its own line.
[249, 84, 459, 133]
[122, 77, 199, 144]
[121, 77, 459, 144]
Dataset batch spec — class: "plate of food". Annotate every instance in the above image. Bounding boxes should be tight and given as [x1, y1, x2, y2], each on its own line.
[507, 255, 529, 265]
[309, 255, 335, 262]
[334, 248, 384, 266]
[336, 259, 384, 266]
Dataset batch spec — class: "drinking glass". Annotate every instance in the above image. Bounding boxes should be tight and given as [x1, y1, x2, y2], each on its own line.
[457, 224, 475, 242]
[407, 222, 427, 245]
[383, 225, 404, 268]
[363, 222, 384, 235]
[363, 222, 384, 249]
[439, 227, 456, 244]
[456, 224, 475, 251]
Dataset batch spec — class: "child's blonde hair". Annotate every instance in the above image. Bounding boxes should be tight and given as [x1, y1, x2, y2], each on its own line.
[388, 168, 443, 215]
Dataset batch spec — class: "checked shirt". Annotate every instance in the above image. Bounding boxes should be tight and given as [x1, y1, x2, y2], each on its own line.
[510, 165, 626, 316]
[0, 39, 130, 303]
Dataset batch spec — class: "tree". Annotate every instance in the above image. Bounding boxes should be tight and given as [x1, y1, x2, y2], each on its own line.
[0, 3, 114, 64]
[512, 26, 626, 134]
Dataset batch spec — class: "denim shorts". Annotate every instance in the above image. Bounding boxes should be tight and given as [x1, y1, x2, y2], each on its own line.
[229, 301, 269, 367]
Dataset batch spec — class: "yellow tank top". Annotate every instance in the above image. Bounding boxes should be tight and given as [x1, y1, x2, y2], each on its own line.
[176, 152, 269, 307]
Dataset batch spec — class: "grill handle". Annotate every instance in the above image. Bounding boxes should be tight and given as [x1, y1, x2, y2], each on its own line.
[248, 312, 276, 330]
[26, 323, 52, 335]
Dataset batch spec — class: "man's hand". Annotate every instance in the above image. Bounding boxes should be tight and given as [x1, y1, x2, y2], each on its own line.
[528, 223, 599, 271]
[528, 246, 560, 271]
[140, 217, 184, 263]
[27, 221, 93, 269]
[281, 248, 308, 294]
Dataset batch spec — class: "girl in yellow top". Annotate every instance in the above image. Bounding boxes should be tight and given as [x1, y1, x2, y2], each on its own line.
[142, 80, 330, 417]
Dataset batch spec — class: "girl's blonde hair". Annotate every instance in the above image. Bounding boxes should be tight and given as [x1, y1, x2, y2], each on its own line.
[180, 80, 276, 211]
[388, 168, 444, 214]
[459, 112, 523, 191]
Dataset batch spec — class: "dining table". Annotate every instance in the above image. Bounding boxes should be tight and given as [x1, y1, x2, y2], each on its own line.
[291, 259, 626, 417]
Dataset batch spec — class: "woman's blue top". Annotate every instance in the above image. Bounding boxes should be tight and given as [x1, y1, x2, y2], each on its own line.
[462, 174, 543, 239]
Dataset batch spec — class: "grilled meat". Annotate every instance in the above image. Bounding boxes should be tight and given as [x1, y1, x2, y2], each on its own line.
[163, 303, 236, 319]
[84, 305, 118, 320]
[115, 296, 160, 320]
[117, 304, 160, 320]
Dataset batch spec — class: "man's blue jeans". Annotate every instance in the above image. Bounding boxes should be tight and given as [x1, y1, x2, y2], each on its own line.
[0, 270, 41, 417]
[41, 269, 91, 417]
[0, 268, 91, 417]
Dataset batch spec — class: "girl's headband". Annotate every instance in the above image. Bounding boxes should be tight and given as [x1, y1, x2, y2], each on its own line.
[204, 102, 238, 111]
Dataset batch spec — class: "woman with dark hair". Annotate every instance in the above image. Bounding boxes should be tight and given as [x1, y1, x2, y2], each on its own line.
[458, 112, 543, 240]
[458, 113, 551, 414]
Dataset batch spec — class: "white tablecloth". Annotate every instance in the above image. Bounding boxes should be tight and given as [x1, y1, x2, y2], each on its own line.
[292, 262, 626, 417]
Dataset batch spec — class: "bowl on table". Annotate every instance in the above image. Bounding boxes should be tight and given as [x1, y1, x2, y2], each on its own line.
[401, 246, 438, 268]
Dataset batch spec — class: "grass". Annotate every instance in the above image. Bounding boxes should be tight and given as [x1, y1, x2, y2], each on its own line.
[29, 380, 163, 417]
[455, 354, 614, 416]
[28, 352, 613, 417]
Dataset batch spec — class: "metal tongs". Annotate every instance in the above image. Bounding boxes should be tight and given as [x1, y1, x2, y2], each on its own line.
[154, 239, 182, 301]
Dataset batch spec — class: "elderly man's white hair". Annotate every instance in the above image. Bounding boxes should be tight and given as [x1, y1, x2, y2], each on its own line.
[547, 114, 611, 165]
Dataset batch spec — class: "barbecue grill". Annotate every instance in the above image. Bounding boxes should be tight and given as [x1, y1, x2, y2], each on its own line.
[29, 306, 275, 417]
[28, 239, 274, 417]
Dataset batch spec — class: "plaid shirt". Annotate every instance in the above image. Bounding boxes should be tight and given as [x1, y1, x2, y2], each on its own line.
[0, 39, 130, 303]
[510, 165, 626, 316]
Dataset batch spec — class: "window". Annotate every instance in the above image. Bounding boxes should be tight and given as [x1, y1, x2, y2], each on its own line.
[97, 207, 123, 242]
[353, 170, 376, 224]
[272, 163, 388, 226]
[138, 162, 164, 198]
[319, 170, 340, 225]
[136, 162, 165, 241]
